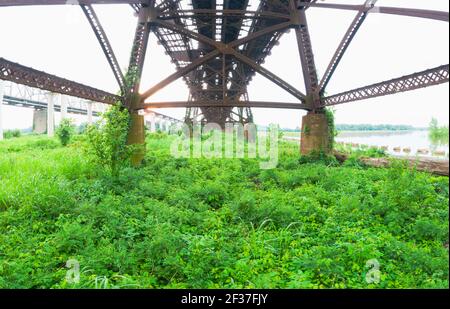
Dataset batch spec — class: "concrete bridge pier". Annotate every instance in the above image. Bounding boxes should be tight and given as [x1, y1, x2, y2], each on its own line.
[161, 119, 168, 132]
[87, 101, 93, 125]
[33, 109, 47, 134]
[126, 95, 146, 167]
[60, 95, 68, 120]
[300, 112, 331, 155]
[147, 112, 156, 132]
[46, 92, 56, 137]
[0, 80, 4, 140]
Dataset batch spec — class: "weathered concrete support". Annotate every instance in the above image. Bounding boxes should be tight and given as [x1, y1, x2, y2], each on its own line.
[60, 95, 68, 120]
[0, 80, 4, 140]
[127, 95, 146, 167]
[148, 112, 156, 132]
[87, 101, 93, 125]
[162, 120, 168, 132]
[46, 93, 55, 137]
[300, 112, 331, 155]
[33, 109, 47, 134]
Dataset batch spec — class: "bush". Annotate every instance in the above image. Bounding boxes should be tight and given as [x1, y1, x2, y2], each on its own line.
[56, 119, 76, 146]
[84, 104, 132, 177]
[3, 129, 21, 139]
[299, 150, 339, 166]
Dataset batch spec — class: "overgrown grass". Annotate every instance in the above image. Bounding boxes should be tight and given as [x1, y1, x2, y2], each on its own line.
[0, 135, 448, 288]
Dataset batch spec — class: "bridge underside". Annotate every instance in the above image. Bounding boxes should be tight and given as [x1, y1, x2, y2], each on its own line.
[0, 0, 448, 159]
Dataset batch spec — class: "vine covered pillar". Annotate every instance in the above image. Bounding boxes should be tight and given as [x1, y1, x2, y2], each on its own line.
[290, 0, 331, 154]
[300, 112, 331, 155]
[126, 94, 146, 167]
[124, 2, 153, 167]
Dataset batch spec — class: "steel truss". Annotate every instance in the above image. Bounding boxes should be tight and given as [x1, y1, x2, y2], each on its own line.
[322, 65, 450, 107]
[0, 57, 120, 104]
[1, 81, 108, 115]
[0, 0, 448, 125]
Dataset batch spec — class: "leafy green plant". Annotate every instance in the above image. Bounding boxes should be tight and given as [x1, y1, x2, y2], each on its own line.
[84, 104, 132, 177]
[429, 118, 449, 145]
[0, 134, 448, 289]
[325, 108, 337, 150]
[3, 129, 21, 139]
[56, 118, 76, 146]
[299, 150, 339, 166]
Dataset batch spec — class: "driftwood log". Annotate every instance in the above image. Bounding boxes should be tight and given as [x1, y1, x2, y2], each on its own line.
[334, 151, 449, 176]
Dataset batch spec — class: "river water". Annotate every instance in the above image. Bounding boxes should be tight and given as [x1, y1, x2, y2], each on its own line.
[284, 130, 449, 158]
[336, 130, 449, 158]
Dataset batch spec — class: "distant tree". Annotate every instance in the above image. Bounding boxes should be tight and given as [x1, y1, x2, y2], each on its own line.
[429, 118, 449, 144]
[56, 119, 76, 146]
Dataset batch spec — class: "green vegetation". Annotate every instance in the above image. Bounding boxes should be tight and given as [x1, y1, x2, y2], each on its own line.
[84, 104, 132, 177]
[2, 129, 21, 139]
[335, 143, 387, 159]
[429, 118, 449, 145]
[56, 119, 76, 147]
[0, 133, 448, 289]
[325, 108, 337, 150]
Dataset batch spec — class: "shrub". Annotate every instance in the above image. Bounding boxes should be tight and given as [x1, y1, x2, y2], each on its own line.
[3, 129, 21, 139]
[325, 108, 337, 150]
[84, 104, 132, 177]
[299, 150, 339, 166]
[56, 118, 76, 146]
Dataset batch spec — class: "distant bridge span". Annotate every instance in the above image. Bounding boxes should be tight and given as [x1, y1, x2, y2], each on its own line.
[0, 0, 448, 157]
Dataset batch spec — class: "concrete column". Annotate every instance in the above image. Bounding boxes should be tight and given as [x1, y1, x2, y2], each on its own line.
[46, 93, 55, 137]
[156, 118, 161, 132]
[300, 112, 331, 155]
[0, 80, 4, 141]
[87, 102, 93, 125]
[33, 109, 47, 134]
[60, 95, 68, 120]
[164, 120, 170, 132]
[149, 113, 156, 132]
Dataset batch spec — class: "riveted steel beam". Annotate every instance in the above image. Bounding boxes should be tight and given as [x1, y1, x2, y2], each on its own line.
[322, 65, 449, 106]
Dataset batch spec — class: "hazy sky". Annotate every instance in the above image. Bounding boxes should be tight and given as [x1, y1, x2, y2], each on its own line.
[0, 0, 448, 129]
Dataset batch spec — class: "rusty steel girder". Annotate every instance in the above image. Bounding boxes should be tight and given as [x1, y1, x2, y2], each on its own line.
[141, 100, 311, 110]
[1, 0, 448, 124]
[81, 4, 125, 93]
[0, 1, 143, 6]
[0, 57, 120, 104]
[322, 65, 450, 107]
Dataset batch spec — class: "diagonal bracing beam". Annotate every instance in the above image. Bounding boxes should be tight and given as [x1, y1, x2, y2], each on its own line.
[141, 18, 304, 102]
[139, 100, 311, 110]
[297, 2, 449, 22]
[319, 0, 376, 95]
[126, 5, 151, 95]
[290, 1, 320, 104]
[0, 57, 120, 104]
[140, 50, 221, 101]
[81, 4, 125, 93]
[322, 64, 449, 107]
[229, 50, 306, 101]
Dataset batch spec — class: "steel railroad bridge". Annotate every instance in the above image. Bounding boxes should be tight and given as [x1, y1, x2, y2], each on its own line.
[0, 0, 448, 162]
[0, 80, 181, 138]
